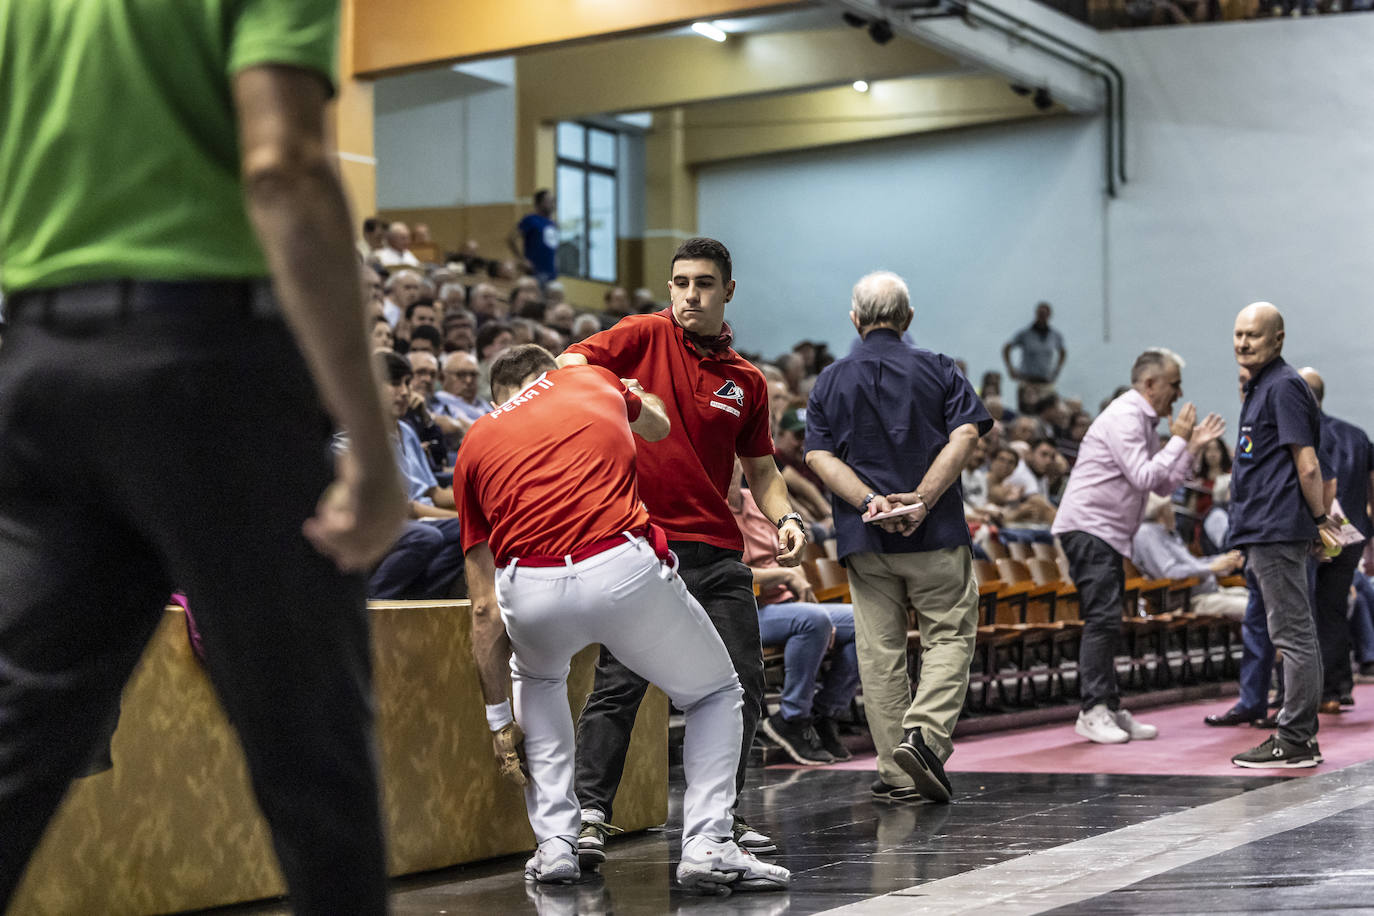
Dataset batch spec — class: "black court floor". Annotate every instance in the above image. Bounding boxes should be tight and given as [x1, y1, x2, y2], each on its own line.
[204, 757, 1374, 915]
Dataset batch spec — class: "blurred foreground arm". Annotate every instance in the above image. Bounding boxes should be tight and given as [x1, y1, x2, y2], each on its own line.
[235, 64, 404, 570]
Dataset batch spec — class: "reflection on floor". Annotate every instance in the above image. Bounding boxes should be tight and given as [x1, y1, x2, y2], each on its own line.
[291, 769, 1273, 916]
[206, 690, 1374, 915]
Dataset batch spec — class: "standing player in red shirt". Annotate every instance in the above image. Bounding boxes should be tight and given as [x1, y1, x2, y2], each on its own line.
[455, 344, 789, 893]
[557, 237, 807, 864]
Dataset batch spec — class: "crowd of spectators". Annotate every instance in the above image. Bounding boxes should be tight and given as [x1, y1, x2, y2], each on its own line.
[1048, 0, 1372, 29]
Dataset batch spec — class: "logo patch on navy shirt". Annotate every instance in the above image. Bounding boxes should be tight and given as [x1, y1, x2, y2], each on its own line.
[714, 381, 745, 405]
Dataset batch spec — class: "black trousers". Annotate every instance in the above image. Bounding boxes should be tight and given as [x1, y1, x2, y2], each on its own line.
[574, 541, 764, 822]
[0, 305, 386, 914]
[1316, 543, 1364, 701]
[1061, 530, 1126, 712]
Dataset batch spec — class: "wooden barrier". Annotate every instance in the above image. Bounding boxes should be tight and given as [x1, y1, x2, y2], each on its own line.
[12, 601, 668, 915]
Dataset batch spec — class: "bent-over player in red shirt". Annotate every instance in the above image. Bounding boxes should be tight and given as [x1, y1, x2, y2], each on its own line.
[455, 344, 789, 893]
[557, 237, 807, 864]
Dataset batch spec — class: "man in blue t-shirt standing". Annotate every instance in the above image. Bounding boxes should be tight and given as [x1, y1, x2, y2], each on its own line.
[508, 189, 560, 285]
[806, 271, 991, 805]
[1228, 302, 1341, 770]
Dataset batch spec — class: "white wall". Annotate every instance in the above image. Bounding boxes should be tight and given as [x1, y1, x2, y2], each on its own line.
[697, 15, 1374, 430]
[374, 69, 516, 209]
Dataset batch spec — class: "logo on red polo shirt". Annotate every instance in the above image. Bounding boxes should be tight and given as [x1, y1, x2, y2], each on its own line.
[714, 381, 745, 405]
[710, 380, 745, 417]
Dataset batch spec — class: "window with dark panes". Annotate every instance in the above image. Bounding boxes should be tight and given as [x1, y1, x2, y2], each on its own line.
[555, 122, 618, 283]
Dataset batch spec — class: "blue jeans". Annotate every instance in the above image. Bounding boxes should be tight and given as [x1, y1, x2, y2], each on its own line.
[368, 518, 464, 599]
[758, 602, 860, 721]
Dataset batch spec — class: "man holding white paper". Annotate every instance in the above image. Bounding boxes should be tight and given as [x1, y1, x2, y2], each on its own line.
[804, 271, 990, 805]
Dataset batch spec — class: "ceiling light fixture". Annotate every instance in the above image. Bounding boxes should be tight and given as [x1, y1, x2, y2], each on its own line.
[691, 21, 728, 42]
[853, 80, 870, 93]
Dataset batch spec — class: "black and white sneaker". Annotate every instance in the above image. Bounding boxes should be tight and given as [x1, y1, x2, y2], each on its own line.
[871, 779, 920, 803]
[732, 817, 777, 855]
[576, 818, 623, 870]
[1231, 734, 1323, 769]
[814, 716, 853, 762]
[892, 728, 952, 802]
[762, 713, 833, 765]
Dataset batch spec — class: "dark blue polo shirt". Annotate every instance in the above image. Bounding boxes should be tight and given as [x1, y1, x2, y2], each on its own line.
[1318, 412, 1374, 538]
[1228, 357, 1322, 547]
[805, 329, 991, 561]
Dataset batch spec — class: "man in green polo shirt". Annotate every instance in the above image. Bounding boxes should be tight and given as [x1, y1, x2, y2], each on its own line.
[0, 2, 404, 912]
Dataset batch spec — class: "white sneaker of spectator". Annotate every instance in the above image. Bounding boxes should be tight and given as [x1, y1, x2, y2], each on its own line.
[1114, 707, 1158, 740]
[1075, 703, 1131, 744]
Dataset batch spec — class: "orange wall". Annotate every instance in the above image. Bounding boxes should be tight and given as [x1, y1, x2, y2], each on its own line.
[351, 0, 801, 76]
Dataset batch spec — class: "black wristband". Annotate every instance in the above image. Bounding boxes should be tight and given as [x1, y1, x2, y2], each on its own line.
[1313, 513, 1328, 525]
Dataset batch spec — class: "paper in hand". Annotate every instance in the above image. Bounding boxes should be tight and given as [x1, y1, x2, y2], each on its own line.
[865, 503, 925, 524]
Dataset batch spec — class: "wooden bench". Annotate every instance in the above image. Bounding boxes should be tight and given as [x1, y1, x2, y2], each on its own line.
[13, 601, 668, 915]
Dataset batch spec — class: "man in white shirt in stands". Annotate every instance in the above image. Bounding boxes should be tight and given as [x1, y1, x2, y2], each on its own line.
[1133, 494, 1247, 620]
[375, 221, 421, 268]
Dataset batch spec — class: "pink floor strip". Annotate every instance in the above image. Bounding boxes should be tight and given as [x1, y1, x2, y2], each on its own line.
[773, 685, 1374, 778]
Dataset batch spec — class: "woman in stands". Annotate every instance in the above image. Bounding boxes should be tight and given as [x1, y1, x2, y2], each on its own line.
[1184, 438, 1232, 551]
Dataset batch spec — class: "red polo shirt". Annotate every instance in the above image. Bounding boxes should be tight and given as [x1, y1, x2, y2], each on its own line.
[453, 365, 648, 562]
[566, 309, 774, 550]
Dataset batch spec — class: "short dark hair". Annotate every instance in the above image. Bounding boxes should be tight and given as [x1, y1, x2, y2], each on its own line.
[993, 446, 1019, 463]
[490, 344, 557, 397]
[534, 189, 551, 208]
[374, 350, 411, 384]
[405, 297, 436, 320]
[1034, 395, 1060, 415]
[671, 237, 732, 285]
[363, 217, 387, 234]
[1028, 437, 1056, 452]
[409, 324, 442, 350]
[476, 321, 512, 354]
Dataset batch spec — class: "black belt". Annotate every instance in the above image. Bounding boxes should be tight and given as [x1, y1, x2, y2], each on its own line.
[5, 279, 278, 323]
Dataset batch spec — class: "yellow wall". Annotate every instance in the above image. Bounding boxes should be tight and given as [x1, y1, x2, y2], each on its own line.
[352, 0, 801, 76]
[332, 0, 377, 224]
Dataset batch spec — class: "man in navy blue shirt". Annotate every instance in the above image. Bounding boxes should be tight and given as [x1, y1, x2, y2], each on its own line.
[805, 271, 990, 804]
[1228, 303, 1340, 769]
[508, 189, 559, 285]
[1298, 367, 1374, 710]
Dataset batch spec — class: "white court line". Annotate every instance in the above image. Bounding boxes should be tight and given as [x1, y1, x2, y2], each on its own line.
[816, 763, 1374, 915]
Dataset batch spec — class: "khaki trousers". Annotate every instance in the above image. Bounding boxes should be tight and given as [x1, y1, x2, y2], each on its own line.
[846, 547, 978, 787]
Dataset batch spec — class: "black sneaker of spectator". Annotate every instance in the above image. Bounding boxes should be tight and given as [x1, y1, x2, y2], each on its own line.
[870, 779, 920, 803]
[1232, 735, 1322, 769]
[892, 728, 952, 803]
[813, 716, 852, 762]
[762, 713, 833, 765]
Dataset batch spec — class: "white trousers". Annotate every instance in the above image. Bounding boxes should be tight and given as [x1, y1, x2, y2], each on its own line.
[496, 537, 743, 848]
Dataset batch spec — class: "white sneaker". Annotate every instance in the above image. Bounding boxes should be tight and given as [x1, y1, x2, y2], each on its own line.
[524, 836, 581, 884]
[676, 835, 790, 893]
[1114, 708, 1158, 740]
[1075, 704, 1130, 744]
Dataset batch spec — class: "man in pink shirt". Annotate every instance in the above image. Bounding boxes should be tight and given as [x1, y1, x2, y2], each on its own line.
[1052, 349, 1224, 743]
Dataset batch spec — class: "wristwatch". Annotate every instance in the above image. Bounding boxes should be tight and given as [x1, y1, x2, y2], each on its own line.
[1313, 513, 1328, 525]
[861, 493, 877, 510]
[777, 512, 805, 530]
